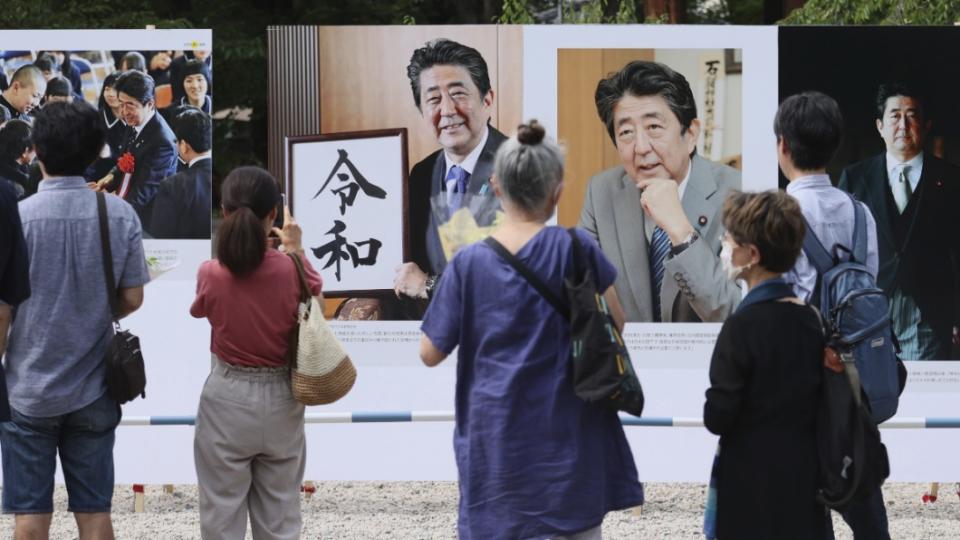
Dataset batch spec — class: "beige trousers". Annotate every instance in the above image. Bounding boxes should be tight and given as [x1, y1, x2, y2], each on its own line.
[194, 357, 306, 540]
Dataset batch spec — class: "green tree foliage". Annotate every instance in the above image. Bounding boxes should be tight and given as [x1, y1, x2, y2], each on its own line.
[687, 0, 764, 24]
[0, 0, 191, 29]
[496, 0, 537, 22]
[562, 0, 642, 23]
[782, 0, 960, 24]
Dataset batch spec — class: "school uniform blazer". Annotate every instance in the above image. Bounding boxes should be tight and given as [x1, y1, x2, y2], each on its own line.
[148, 157, 212, 239]
[579, 155, 742, 322]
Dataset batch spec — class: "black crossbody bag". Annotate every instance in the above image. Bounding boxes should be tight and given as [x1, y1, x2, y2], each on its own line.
[484, 229, 644, 416]
[97, 192, 147, 403]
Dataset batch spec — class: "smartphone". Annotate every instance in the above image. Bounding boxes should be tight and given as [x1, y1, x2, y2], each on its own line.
[268, 192, 286, 249]
[273, 192, 287, 229]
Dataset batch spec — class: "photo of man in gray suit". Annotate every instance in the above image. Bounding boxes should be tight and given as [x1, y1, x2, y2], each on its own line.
[579, 60, 742, 322]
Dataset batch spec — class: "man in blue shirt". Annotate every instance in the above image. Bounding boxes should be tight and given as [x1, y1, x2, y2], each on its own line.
[0, 101, 150, 540]
[777, 92, 880, 298]
[775, 91, 888, 540]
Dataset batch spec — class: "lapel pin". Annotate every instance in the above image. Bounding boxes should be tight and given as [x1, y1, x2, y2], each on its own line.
[698, 215, 708, 226]
[936, 179, 943, 187]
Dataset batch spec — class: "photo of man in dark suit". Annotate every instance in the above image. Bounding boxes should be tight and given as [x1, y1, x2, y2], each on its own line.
[149, 108, 212, 239]
[579, 60, 741, 323]
[393, 38, 507, 302]
[94, 70, 177, 234]
[839, 83, 960, 360]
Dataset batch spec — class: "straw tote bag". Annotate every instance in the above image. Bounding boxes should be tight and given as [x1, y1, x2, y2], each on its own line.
[287, 253, 356, 405]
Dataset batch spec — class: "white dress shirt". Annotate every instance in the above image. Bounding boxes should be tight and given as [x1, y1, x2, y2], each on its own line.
[443, 125, 489, 206]
[132, 108, 155, 139]
[885, 151, 923, 196]
[785, 174, 880, 302]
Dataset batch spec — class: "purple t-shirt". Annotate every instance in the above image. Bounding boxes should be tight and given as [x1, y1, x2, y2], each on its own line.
[422, 226, 644, 539]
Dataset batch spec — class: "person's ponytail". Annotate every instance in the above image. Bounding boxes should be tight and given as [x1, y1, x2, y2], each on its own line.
[215, 166, 282, 277]
[216, 206, 266, 276]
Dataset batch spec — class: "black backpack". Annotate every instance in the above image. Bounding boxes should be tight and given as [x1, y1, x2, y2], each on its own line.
[484, 229, 644, 416]
[816, 331, 890, 509]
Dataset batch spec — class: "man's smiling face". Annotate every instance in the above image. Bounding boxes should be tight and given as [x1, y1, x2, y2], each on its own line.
[418, 64, 493, 160]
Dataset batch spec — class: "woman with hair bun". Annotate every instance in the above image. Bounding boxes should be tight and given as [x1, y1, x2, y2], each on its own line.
[420, 121, 644, 539]
[190, 166, 321, 539]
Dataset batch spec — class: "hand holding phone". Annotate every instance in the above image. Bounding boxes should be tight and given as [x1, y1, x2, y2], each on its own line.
[271, 203, 303, 255]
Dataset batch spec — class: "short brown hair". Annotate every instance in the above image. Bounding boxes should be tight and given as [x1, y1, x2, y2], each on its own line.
[722, 190, 805, 273]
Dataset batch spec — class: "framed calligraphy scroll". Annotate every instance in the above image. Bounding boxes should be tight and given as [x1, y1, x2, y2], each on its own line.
[286, 129, 409, 296]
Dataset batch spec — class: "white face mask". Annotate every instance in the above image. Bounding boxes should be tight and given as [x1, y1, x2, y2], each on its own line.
[720, 239, 750, 281]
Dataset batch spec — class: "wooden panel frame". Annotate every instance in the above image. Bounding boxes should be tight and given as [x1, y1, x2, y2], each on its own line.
[286, 128, 409, 298]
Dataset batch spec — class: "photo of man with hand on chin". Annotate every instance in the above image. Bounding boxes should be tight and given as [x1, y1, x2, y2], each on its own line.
[579, 60, 742, 323]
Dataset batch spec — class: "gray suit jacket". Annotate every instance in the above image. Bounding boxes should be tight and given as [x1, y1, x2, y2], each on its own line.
[579, 155, 742, 322]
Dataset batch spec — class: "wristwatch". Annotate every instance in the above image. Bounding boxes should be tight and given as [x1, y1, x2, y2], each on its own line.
[424, 274, 438, 297]
[669, 231, 699, 256]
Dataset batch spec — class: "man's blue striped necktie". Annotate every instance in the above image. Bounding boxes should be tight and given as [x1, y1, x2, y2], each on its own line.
[649, 225, 670, 322]
[446, 165, 469, 212]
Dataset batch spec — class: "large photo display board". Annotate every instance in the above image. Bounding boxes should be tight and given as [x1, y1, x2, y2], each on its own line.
[296, 24, 959, 483]
[0, 29, 213, 483]
[4, 24, 955, 485]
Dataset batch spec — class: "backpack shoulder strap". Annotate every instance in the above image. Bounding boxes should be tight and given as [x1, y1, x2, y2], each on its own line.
[483, 236, 567, 318]
[566, 228, 586, 283]
[847, 193, 868, 264]
[801, 214, 834, 275]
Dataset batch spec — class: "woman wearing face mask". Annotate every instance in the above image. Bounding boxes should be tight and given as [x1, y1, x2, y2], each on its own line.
[703, 190, 827, 540]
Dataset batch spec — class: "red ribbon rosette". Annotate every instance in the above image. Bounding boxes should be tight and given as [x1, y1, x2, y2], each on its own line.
[116, 152, 136, 199]
[118, 152, 136, 174]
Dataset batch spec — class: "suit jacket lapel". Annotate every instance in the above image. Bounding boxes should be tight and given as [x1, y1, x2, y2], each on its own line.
[613, 171, 653, 319]
[468, 127, 506, 194]
[681, 156, 719, 235]
[131, 113, 162, 154]
[864, 155, 896, 248]
[901, 155, 938, 251]
[425, 153, 448, 274]
[656, 157, 720, 321]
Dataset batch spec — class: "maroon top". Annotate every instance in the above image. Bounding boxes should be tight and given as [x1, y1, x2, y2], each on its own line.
[191, 249, 322, 367]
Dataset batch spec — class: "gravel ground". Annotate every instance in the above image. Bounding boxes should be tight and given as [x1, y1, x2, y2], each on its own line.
[1, 482, 958, 538]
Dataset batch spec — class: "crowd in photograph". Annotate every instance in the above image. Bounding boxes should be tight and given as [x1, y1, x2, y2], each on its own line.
[0, 49, 212, 239]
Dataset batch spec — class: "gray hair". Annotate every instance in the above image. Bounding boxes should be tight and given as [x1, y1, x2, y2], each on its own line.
[493, 120, 564, 214]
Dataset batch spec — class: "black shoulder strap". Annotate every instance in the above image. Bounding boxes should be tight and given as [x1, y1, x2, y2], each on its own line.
[566, 228, 586, 284]
[97, 192, 119, 321]
[483, 236, 567, 318]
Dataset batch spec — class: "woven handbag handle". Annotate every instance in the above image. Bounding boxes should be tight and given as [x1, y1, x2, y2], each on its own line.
[287, 252, 312, 303]
[285, 252, 312, 370]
